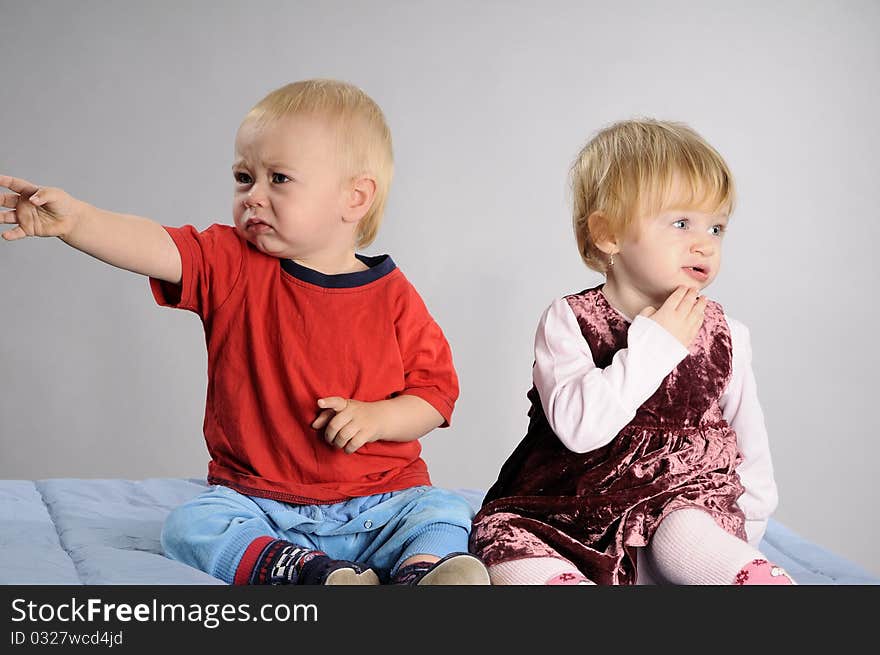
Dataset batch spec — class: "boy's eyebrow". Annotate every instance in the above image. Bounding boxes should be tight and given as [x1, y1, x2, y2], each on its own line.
[265, 160, 298, 171]
[231, 159, 298, 171]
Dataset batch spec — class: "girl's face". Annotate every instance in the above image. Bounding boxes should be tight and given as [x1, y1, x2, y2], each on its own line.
[613, 206, 729, 305]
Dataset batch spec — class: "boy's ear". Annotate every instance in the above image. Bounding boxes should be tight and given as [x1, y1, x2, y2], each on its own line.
[587, 211, 619, 255]
[342, 175, 377, 223]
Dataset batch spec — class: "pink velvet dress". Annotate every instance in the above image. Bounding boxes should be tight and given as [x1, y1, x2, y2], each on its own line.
[470, 286, 747, 585]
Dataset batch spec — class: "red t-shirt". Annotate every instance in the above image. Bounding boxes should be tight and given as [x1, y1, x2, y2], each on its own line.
[150, 224, 459, 504]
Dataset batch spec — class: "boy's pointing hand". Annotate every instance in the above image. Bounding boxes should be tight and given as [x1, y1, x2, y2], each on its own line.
[0, 175, 83, 241]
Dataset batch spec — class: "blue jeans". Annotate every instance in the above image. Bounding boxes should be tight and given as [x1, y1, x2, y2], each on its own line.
[161, 484, 474, 583]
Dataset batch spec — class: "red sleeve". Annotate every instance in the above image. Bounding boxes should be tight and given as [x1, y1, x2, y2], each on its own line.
[393, 279, 460, 427]
[148, 224, 244, 320]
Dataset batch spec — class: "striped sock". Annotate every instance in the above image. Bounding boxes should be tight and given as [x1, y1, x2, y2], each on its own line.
[251, 541, 326, 585]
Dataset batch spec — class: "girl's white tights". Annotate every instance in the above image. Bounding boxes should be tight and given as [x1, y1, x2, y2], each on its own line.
[488, 556, 595, 585]
[643, 508, 794, 584]
[486, 509, 795, 585]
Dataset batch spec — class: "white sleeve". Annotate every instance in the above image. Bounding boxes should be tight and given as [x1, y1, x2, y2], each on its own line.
[532, 298, 689, 454]
[721, 316, 779, 548]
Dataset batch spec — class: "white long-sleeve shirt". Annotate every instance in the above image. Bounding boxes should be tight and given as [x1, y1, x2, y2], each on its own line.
[532, 297, 778, 547]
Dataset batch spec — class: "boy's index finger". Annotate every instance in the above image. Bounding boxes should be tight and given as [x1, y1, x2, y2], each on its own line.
[317, 396, 348, 412]
[311, 409, 332, 429]
[0, 175, 39, 195]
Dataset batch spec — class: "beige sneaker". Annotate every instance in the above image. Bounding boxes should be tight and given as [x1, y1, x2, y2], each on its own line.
[413, 553, 491, 586]
[323, 565, 380, 585]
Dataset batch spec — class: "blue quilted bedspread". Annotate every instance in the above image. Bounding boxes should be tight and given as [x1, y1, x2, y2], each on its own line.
[1, 478, 876, 585]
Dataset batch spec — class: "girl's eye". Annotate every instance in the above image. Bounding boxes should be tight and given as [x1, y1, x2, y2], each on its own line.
[710, 225, 726, 236]
[234, 172, 252, 184]
[271, 173, 290, 184]
[672, 219, 688, 229]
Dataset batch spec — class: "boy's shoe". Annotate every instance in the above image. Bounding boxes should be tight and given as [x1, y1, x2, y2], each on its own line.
[302, 557, 380, 585]
[392, 552, 490, 585]
[261, 542, 379, 585]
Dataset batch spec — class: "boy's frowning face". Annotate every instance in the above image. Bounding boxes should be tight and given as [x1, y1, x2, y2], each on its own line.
[232, 114, 351, 259]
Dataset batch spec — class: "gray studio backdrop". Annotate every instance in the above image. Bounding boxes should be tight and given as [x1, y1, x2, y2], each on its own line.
[1, 0, 878, 576]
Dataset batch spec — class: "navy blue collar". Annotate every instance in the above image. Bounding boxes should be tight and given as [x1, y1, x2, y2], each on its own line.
[280, 254, 396, 288]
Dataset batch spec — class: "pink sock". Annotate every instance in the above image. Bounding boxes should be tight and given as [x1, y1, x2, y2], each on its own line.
[546, 571, 593, 585]
[734, 559, 795, 585]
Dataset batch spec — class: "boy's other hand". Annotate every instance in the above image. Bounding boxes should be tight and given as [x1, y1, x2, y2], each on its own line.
[312, 397, 385, 454]
[0, 175, 84, 241]
[638, 285, 707, 349]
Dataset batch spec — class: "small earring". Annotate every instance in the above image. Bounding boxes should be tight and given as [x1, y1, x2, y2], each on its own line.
[608, 253, 614, 268]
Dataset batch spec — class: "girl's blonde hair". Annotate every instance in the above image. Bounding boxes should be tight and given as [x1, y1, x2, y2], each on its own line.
[571, 118, 735, 273]
[244, 79, 393, 248]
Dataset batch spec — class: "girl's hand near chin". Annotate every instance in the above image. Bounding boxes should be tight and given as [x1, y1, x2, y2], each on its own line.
[639, 285, 707, 348]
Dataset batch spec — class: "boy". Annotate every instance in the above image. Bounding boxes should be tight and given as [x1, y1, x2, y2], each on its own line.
[1, 79, 488, 586]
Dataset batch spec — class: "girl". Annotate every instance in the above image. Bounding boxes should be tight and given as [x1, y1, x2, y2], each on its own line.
[470, 119, 794, 585]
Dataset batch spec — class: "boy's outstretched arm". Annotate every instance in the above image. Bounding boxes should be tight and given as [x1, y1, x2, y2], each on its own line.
[312, 396, 444, 455]
[0, 175, 182, 284]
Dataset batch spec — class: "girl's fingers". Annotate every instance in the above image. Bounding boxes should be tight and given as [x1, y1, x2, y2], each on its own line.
[688, 300, 708, 335]
[665, 286, 689, 310]
[0, 209, 18, 223]
[676, 289, 700, 317]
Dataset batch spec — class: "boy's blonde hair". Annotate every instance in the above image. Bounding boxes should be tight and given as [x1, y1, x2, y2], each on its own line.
[244, 79, 393, 248]
[571, 118, 735, 273]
